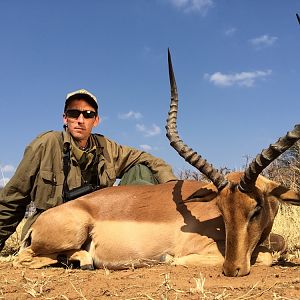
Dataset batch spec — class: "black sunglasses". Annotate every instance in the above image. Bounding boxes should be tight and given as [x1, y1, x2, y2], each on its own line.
[65, 109, 97, 119]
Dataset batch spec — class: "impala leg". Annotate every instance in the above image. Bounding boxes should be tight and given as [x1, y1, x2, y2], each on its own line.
[251, 246, 273, 266]
[169, 253, 224, 267]
[65, 249, 94, 270]
[13, 247, 58, 269]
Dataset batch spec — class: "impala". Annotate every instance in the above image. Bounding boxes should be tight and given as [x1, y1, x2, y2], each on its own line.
[14, 50, 300, 276]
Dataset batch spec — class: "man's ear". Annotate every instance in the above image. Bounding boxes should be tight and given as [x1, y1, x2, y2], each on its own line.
[63, 113, 68, 126]
[93, 115, 100, 127]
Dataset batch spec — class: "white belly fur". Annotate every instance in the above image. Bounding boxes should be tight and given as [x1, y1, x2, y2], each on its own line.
[88, 220, 221, 269]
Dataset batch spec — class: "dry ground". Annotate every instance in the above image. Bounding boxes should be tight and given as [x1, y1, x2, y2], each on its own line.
[0, 259, 300, 299]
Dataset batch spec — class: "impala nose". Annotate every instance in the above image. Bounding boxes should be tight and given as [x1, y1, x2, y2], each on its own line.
[223, 266, 240, 277]
[222, 263, 250, 277]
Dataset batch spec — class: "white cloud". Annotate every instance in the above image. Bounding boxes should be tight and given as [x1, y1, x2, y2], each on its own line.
[168, 0, 214, 14]
[118, 111, 142, 120]
[139, 144, 152, 151]
[0, 164, 15, 187]
[1, 164, 15, 173]
[0, 177, 10, 187]
[136, 124, 161, 137]
[224, 27, 237, 37]
[204, 70, 272, 87]
[249, 35, 278, 48]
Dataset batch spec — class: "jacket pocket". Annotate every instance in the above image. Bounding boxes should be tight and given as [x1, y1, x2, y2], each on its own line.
[40, 170, 57, 198]
[34, 170, 64, 209]
[100, 167, 116, 187]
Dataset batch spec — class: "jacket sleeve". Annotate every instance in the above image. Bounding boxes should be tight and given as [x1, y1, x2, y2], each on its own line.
[104, 137, 177, 183]
[0, 141, 41, 245]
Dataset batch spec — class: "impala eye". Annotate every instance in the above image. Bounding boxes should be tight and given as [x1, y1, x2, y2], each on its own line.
[250, 206, 262, 221]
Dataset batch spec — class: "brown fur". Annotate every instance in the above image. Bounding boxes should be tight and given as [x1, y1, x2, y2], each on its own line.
[13, 173, 300, 277]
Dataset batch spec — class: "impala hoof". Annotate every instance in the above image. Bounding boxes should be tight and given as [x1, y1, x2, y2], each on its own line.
[262, 233, 287, 253]
[81, 264, 94, 270]
[159, 253, 174, 263]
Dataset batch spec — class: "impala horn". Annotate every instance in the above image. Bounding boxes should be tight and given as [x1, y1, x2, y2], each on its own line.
[166, 49, 228, 191]
[239, 124, 300, 193]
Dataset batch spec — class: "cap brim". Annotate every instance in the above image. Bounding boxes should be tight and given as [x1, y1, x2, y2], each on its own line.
[65, 94, 98, 111]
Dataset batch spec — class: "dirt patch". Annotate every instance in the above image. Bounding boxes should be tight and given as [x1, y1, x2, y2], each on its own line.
[1, 260, 300, 299]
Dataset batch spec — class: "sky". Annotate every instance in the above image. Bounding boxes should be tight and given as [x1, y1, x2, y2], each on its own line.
[0, 0, 300, 186]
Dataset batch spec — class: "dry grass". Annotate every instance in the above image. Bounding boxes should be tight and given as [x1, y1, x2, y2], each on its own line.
[0, 218, 25, 258]
[21, 271, 52, 297]
[272, 204, 300, 256]
[264, 143, 300, 257]
[156, 272, 232, 299]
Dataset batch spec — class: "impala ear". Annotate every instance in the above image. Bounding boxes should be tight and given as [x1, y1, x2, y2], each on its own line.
[256, 176, 300, 206]
[270, 184, 300, 206]
[184, 183, 218, 203]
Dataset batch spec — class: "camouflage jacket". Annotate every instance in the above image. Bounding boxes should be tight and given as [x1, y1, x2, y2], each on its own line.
[0, 130, 177, 244]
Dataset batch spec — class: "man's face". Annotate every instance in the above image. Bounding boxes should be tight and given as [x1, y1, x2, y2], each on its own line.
[63, 99, 99, 146]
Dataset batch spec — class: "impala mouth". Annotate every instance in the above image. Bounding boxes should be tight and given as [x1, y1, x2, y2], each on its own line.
[223, 260, 250, 277]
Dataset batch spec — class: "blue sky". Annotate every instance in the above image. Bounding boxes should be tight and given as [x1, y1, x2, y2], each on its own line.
[0, 0, 300, 186]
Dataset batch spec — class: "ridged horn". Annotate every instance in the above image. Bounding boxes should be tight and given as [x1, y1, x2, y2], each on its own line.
[165, 49, 228, 191]
[239, 124, 300, 193]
